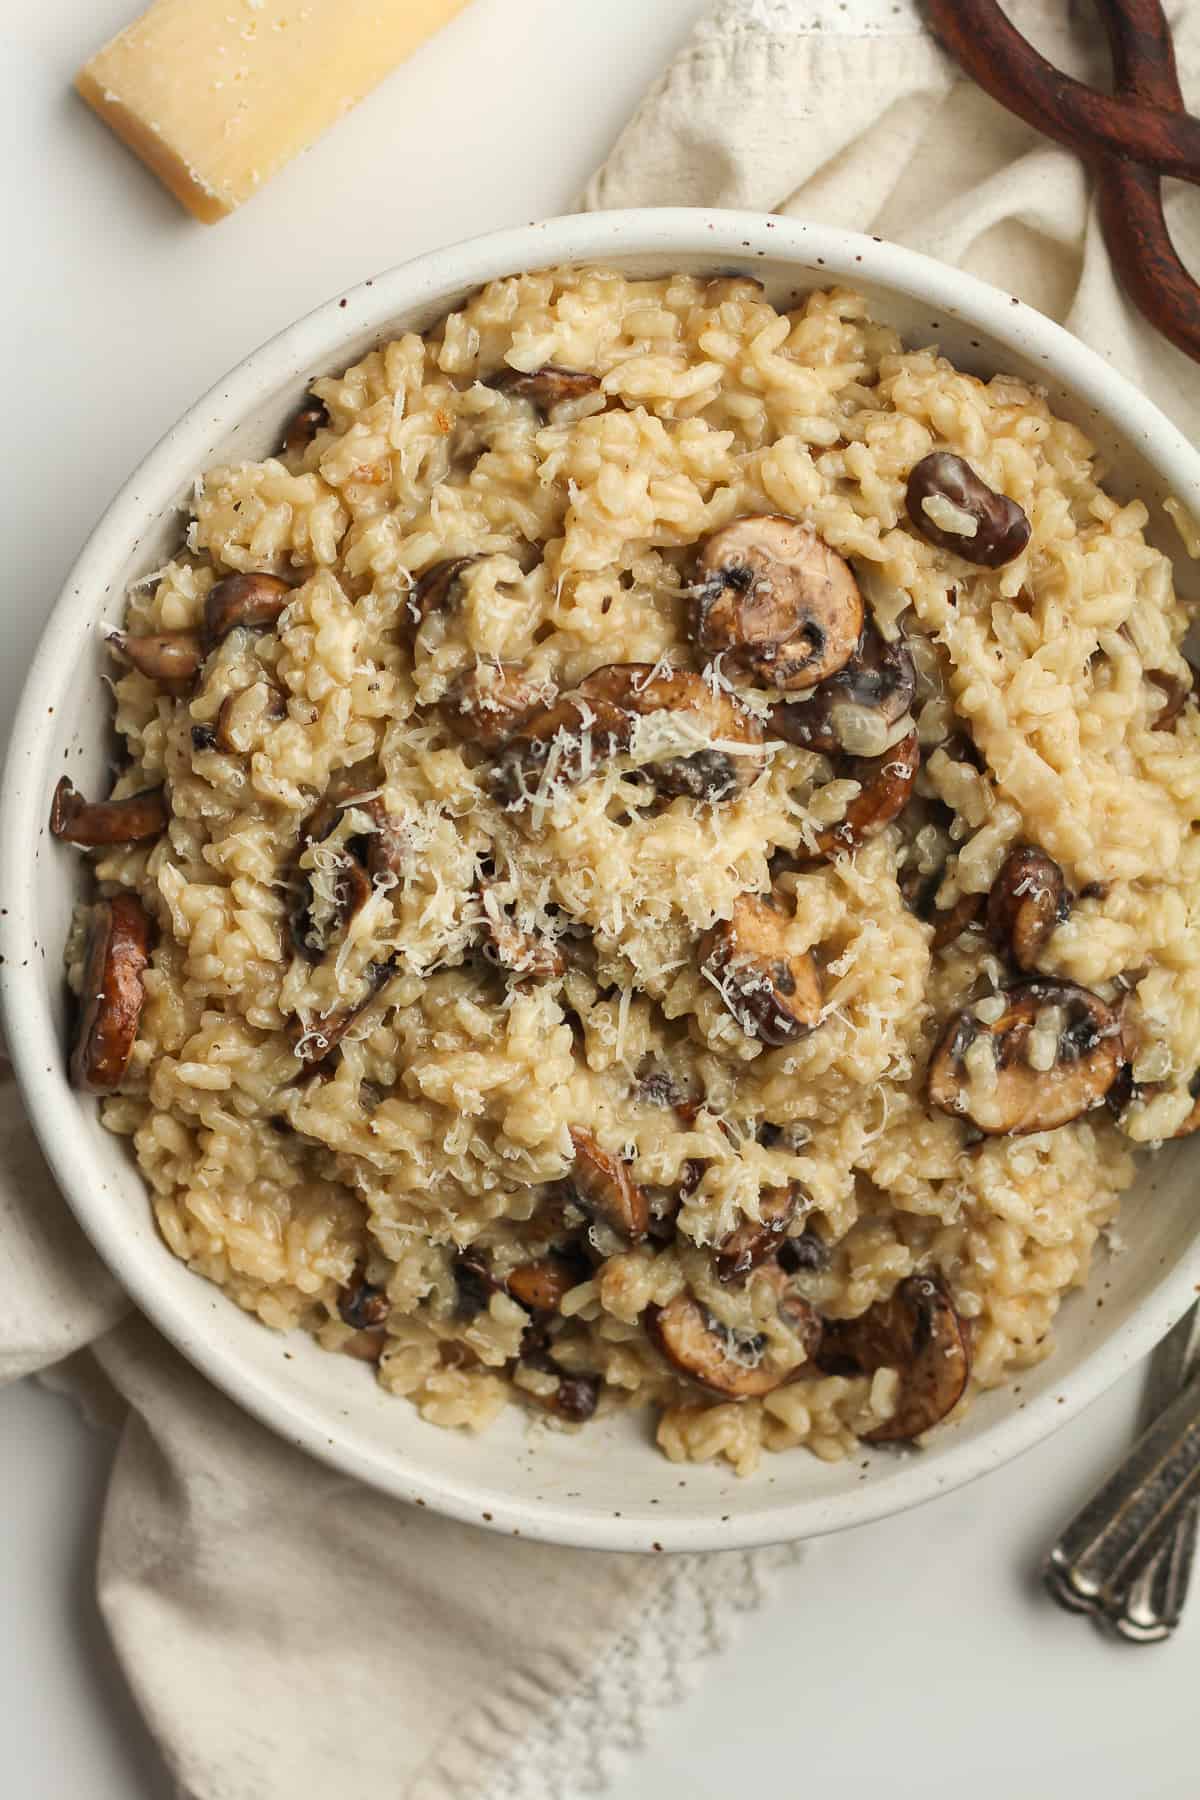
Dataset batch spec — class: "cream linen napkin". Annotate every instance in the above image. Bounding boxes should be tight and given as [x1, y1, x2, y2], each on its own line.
[6, 3, 1200, 1796]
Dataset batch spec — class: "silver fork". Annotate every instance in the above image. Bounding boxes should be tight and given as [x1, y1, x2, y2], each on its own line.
[1044, 1303, 1200, 1641]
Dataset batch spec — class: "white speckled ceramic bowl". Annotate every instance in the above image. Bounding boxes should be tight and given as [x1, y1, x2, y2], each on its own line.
[4, 210, 1200, 1552]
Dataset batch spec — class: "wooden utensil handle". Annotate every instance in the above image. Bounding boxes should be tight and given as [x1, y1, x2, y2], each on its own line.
[923, 0, 1200, 363]
[922, 0, 1200, 182]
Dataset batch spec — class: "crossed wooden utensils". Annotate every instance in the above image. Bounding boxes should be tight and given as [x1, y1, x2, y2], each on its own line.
[925, 0, 1200, 363]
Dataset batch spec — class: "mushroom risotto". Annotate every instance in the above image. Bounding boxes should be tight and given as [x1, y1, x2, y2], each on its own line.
[53, 268, 1200, 1476]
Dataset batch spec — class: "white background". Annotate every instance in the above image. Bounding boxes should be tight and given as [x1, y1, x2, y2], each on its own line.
[1, 2, 1194, 1796]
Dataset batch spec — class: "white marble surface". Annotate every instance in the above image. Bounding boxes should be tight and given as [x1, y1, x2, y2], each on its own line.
[1, 2, 1194, 1796]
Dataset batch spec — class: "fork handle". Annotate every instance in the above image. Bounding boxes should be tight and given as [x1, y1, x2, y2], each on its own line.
[1108, 1498, 1198, 1642]
[1045, 1371, 1200, 1614]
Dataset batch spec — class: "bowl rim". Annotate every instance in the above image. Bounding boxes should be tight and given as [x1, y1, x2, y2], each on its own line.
[5, 205, 1200, 1553]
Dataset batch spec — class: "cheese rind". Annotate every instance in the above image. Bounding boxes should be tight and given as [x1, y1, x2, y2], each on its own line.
[76, 0, 474, 223]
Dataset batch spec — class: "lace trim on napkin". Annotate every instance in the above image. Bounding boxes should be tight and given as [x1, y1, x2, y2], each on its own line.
[419, 1543, 800, 1800]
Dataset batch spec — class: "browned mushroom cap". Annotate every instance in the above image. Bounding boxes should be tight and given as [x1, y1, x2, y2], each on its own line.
[506, 1255, 586, 1314]
[109, 630, 204, 683]
[578, 662, 765, 800]
[486, 366, 601, 411]
[905, 452, 1031, 568]
[816, 1273, 969, 1442]
[203, 572, 292, 648]
[565, 1127, 649, 1244]
[769, 624, 915, 758]
[70, 894, 153, 1093]
[693, 516, 865, 691]
[282, 395, 330, 458]
[699, 894, 823, 1047]
[647, 1282, 822, 1400]
[337, 1265, 391, 1330]
[811, 727, 920, 859]
[928, 978, 1125, 1135]
[50, 778, 168, 847]
[289, 961, 393, 1065]
[403, 556, 482, 638]
[479, 887, 565, 980]
[442, 663, 556, 750]
[214, 681, 287, 753]
[715, 1185, 802, 1284]
[986, 845, 1068, 971]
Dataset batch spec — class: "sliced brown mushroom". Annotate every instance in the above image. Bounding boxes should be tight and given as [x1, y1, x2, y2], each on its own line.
[929, 890, 984, 950]
[715, 1185, 802, 1284]
[282, 395, 330, 459]
[905, 452, 1031, 568]
[699, 893, 823, 1047]
[633, 1062, 688, 1110]
[203, 572, 292, 648]
[50, 778, 168, 847]
[647, 1281, 822, 1400]
[452, 1250, 501, 1318]
[810, 727, 920, 860]
[678, 1157, 707, 1200]
[506, 1254, 587, 1314]
[816, 1273, 970, 1443]
[928, 978, 1124, 1135]
[70, 893, 153, 1093]
[403, 556, 482, 638]
[986, 844, 1068, 971]
[777, 1227, 830, 1274]
[693, 516, 864, 691]
[337, 1265, 391, 1330]
[541, 1371, 602, 1422]
[486, 366, 602, 412]
[1148, 667, 1196, 732]
[515, 1325, 603, 1420]
[331, 852, 372, 927]
[577, 663, 765, 801]
[524, 1358, 603, 1422]
[214, 680, 287, 753]
[489, 692, 634, 807]
[565, 1127, 649, 1244]
[442, 663, 555, 750]
[288, 789, 378, 962]
[347, 795, 407, 883]
[769, 624, 915, 757]
[289, 847, 372, 963]
[288, 961, 393, 1065]
[109, 630, 204, 683]
[478, 886, 565, 980]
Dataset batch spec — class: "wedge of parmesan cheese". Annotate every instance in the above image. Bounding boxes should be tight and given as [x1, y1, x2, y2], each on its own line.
[76, 0, 474, 223]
